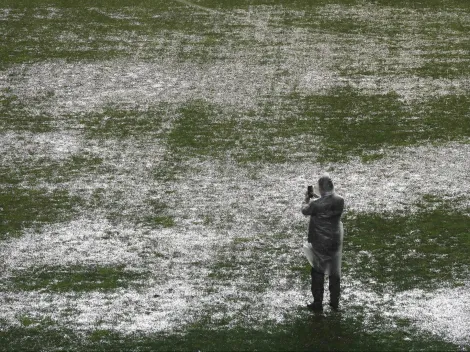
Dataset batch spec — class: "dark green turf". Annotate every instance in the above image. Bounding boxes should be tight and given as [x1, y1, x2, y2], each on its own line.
[0, 311, 461, 352]
[297, 89, 470, 162]
[0, 187, 82, 239]
[168, 100, 238, 158]
[164, 89, 470, 163]
[3, 264, 146, 292]
[0, 88, 55, 132]
[343, 198, 470, 292]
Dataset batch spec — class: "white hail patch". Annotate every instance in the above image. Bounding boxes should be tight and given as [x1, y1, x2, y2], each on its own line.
[391, 284, 470, 346]
[0, 130, 82, 164]
[6, 59, 468, 116]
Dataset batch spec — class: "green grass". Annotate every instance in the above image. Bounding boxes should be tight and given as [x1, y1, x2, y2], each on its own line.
[2, 0, 470, 7]
[0, 4, 226, 68]
[0, 187, 82, 239]
[0, 88, 56, 133]
[299, 89, 470, 162]
[1, 0, 469, 164]
[206, 198, 470, 296]
[207, 234, 287, 289]
[142, 215, 175, 228]
[164, 89, 470, 164]
[0, 7, 134, 67]
[151, 160, 186, 182]
[0, 311, 460, 352]
[167, 99, 238, 158]
[1, 0, 468, 69]
[107, 194, 175, 228]
[4, 264, 145, 292]
[343, 200, 470, 291]
[0, 152, 105, 239]
[176, 312, 457, 352]
[413, 58, 470, 79]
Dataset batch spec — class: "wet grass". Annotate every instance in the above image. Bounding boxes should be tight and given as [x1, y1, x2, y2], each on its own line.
[0, 187, 82, 239]
[165, 89, 470, 163]
[0, 153, 106, 240]
[140, 198, 175, 228]
[179, 311, 458, 352]
[142, 215, 175, 228]
[0, 9, 120, 67]
[0, 5, 163, 66]
[151, 160, 187, 182]
[1, 153, 104, 187]
[0, 4, 225, 68]
[203, 0, 470, 9]
[0, 311, 460, 352]
[168, 100, 238, 158]
[3, 264, 145, 292]
[3, 0, 470, 7]
[413, 57, 470, 79]
[204, 197, 470, 297]
[0, 88, 58, 133]
[206, 236, 284, 291]
[298, 89, 470, 162]
[4, 89, 469, 166]
[78, 105, 168, 140]
[1, 0, 469, 350]
[0, 0, 468, 69]
[343, 199, 470, 292]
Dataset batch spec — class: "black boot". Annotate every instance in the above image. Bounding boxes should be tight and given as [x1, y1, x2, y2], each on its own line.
[310, 268, 325, 312]
[307, 301, 323, 312]
[329, 275, 340, 311]
[329, 301, 339, 311]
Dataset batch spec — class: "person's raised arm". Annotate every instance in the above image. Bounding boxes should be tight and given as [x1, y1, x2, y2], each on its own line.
[301, 191, 319, 216]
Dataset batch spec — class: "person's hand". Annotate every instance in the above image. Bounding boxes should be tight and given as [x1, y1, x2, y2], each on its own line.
[304, 191, 311, 204]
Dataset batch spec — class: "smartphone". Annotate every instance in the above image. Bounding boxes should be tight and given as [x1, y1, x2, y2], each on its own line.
[307, 185, 314, 198]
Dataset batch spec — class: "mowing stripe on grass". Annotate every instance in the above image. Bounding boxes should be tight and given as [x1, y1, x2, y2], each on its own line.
[172, 0, 220, 14]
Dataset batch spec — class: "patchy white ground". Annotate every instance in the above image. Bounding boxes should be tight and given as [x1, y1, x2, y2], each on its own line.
[391, 284, 470, 347]
[2, 4, 469, 115]
[1, 2, 469, 348]
[0, 130, 83, 163]
[4, 59, 468, 117]
[1, 138, 470, 345]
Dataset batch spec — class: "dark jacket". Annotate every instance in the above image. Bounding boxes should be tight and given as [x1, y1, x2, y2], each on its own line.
[302, 192, 344, 274]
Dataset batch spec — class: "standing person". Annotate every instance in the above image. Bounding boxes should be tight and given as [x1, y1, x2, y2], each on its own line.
[302, 175, 344, 312]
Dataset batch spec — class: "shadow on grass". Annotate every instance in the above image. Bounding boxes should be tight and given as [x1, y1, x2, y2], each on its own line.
[0, 310, 459, 351]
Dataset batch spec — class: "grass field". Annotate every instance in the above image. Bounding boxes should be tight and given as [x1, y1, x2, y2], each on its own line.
[1, 0, 469, 350]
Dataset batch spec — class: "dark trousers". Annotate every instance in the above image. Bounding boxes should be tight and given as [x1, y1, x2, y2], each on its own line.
[311, 268, 340, 305]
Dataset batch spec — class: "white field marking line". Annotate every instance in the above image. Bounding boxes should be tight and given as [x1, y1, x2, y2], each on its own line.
[172, 0, 221, 15]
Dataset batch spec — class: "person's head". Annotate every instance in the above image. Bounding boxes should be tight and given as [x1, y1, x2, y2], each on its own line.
[318, 175, 334, 195]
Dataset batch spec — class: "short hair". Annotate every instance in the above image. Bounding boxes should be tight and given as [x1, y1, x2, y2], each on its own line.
[318, 175, 334, 192]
